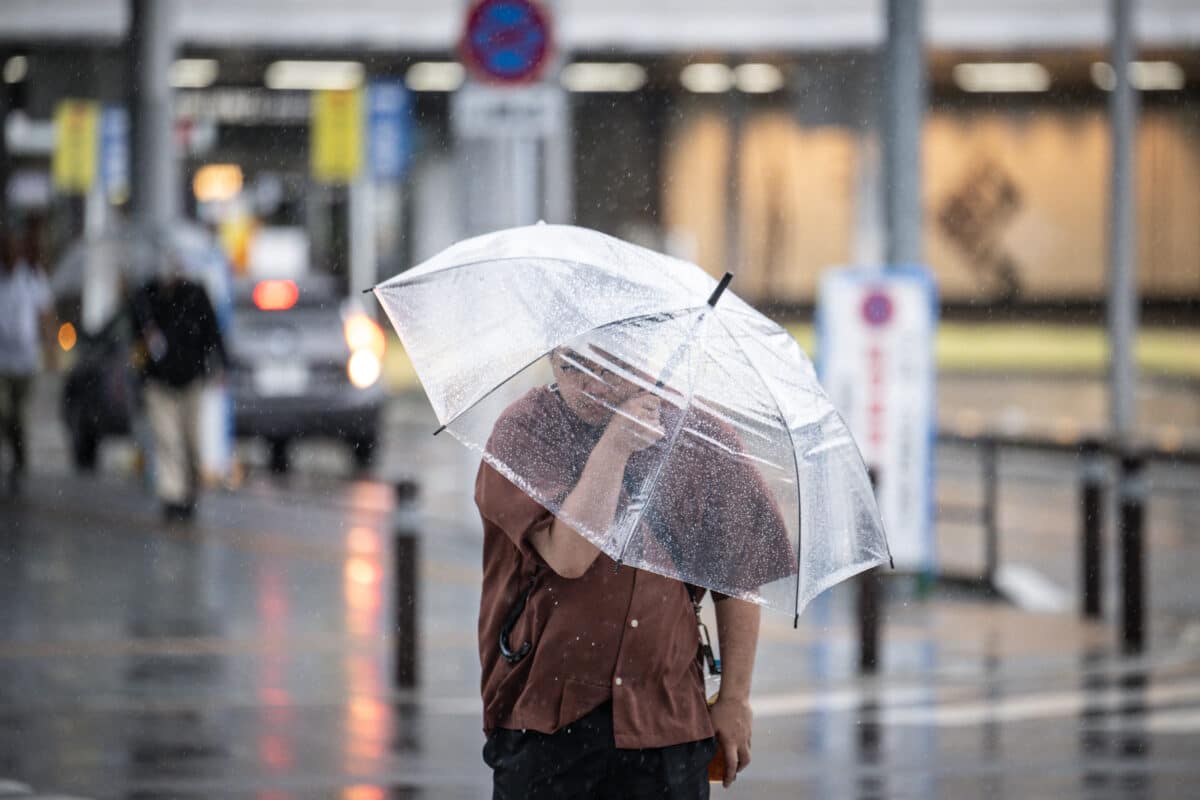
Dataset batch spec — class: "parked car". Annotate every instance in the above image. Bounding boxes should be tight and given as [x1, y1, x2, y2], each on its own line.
[228, 274, 386, 471]
[61, 274, 387, 473]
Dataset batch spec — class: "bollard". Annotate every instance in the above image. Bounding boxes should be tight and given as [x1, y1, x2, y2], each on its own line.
[857, 568, 881, 674]
[394, 479, 421, 688]
[981, 439, 999, 587]
[1079, 440, 1106, 619]
[1117, 455, 1147, 654]
[857, 468, 882, 675]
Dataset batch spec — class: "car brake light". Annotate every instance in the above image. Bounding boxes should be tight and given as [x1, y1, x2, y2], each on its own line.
[253, 279, 299, 311]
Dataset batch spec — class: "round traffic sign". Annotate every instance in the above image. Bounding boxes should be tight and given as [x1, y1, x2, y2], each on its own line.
[861, 291, 894, 327]
[460, 0, 553, 84]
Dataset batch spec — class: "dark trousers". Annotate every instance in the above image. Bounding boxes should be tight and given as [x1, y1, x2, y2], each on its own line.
[0, 374, 31, 474]
[484, 702, 716, 800]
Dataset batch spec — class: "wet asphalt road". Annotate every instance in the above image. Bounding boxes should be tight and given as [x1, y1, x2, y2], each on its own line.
[2, 376, 1199, 798]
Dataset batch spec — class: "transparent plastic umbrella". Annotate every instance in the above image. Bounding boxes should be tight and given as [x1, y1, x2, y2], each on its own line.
[51, 222, 232, 333]
[371, 223, 889, 621]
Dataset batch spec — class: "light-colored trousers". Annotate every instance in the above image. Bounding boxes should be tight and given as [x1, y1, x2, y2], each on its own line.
[144, 380, 204, 505]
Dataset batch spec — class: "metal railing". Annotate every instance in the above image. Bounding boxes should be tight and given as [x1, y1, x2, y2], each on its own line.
[856, 430, 1200, 674]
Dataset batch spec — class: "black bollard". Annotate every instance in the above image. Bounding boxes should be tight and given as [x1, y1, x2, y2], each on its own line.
[1117, 455, 1146, 654]
[981, 439, 999, 588]
[857, 568, 881, 674]
[394, 479, 421, 688]
[1079, 440, 1106, 619]
[858, 468, 882, 675]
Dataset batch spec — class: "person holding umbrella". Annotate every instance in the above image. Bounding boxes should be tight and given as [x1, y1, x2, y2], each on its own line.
[475, 344, 790, 797]
[369, 223, 890, 799]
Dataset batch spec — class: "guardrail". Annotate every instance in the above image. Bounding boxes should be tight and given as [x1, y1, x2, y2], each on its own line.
[857, 431, 1200, 674]
[388, 434, 1192, 684]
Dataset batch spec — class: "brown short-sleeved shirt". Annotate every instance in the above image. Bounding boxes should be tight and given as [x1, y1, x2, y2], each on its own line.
[476, 461, 712, 749]
[475, 386, 790, 749]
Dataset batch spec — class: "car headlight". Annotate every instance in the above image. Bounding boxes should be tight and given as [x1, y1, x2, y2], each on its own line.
[347, 349, 382, 389]
[344, 314, 386, 359]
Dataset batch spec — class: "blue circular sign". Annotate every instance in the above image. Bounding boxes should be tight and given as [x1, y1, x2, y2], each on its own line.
[461, 0, 552, 84]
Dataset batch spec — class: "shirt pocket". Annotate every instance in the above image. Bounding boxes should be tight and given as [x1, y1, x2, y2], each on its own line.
[557, 677, 610, 731]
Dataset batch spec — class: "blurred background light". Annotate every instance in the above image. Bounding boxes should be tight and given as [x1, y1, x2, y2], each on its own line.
[192, 163, 244, 203]
[264, 60, 363, 91]
[252, 279, 299, 312]
[734, 63, 784, 94]
[952, 62, 1050, 92]
[1091, 60, 1186, 91]
[347, 350, 382, 389]
[680, 62, 734, 93]
[57, 322, 76, 352]
[3, 55, 27, 84]
[561, 62, 646, 93]
[404, 61, 464, 92]
[169, 58, 219, 88]
[343, 313, 386, 359]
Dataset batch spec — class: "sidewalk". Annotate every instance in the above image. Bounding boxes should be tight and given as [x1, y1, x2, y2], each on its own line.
[3, 468, 1199, 798]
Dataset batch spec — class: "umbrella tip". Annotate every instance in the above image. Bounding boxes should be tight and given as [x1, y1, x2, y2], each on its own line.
[433, 425, 446, 436]
[361, 286, 374, 295]
[706, 273, 733, 307]
[793, 613, 800, 630]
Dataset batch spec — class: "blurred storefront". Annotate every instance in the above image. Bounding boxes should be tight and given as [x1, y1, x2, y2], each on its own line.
[1, 0, 1198, 312]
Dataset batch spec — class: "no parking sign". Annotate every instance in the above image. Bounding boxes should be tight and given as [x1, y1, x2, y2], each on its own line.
[818, 267, 938, 572]
[460, 0, 554, 85]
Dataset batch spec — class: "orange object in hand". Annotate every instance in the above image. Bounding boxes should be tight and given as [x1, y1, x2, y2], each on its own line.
[706, 690, 725, 783]
[707, 745, 726, 784]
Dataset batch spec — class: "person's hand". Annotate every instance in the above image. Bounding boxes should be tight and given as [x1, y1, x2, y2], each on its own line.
[709, 695, 752, 788]
[600, 392, 663, 457]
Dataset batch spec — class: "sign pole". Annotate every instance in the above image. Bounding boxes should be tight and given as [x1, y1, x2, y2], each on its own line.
[1107, 0, 1138, 444]
[882, 0, 924, 268]
[128, 0, 178, 232]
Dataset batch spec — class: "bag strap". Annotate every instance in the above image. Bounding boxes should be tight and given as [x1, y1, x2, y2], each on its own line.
[688, 584, 721, 676]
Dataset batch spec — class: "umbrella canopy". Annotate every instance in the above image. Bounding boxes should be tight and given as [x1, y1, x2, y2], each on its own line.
[52, 223, 232, 334]
[372, 223, 889, 619]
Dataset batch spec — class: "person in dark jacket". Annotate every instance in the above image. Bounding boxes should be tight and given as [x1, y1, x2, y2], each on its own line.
[129, 263, 228, 520]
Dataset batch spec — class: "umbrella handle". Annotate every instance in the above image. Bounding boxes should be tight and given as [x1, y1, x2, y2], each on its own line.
[499, 577, 537, 664]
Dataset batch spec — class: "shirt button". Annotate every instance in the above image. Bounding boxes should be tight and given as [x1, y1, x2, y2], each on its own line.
[630, 619, 639, 628]
[615, 677, 623, 686]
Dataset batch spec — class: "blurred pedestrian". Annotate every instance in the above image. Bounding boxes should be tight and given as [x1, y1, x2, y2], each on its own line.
[475, 347, 789, 798]
[128, 256, 229, 521]
[0, 230, 56, 495]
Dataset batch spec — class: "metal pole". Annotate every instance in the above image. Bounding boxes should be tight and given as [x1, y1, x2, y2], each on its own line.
[1118, 455, 1146, 653]
[725, 92, 746, 278]
[882, 0, 924, 267]
[128, 0, 178, 232]
[981, 439, 999, 587]
[543, 89, 573, 224]
[1079, 440, 1106, 619]
[348, 175, 377, 293]
[0, 54, 11, 229]
[394, 480, 421, 687]
[858, 469, 882, 674]
[857, 568, 881, 674]
[1107, 0, 1139, 441]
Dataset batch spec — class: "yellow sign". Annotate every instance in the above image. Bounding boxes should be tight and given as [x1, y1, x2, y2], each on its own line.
[52, 99, 99, 193]
[311, 88, 363, 184]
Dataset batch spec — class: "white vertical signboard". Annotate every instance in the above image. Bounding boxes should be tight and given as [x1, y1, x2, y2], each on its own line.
[818, 267, 937, 571]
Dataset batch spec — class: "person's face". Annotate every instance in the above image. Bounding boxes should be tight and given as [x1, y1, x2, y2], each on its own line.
[551, 348, 634, 425]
